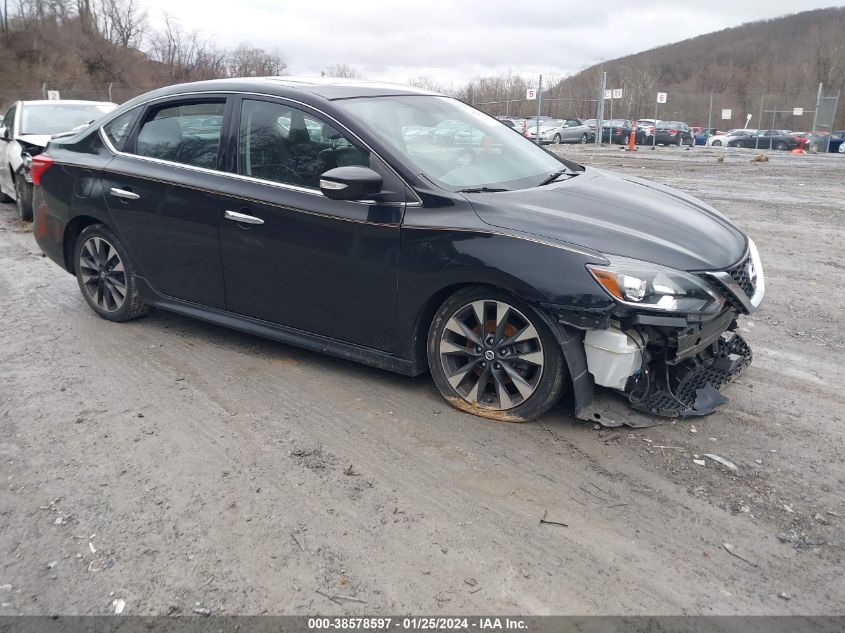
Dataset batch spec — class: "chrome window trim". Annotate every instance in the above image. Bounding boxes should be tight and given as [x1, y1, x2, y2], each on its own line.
[97, 90, 422, 207]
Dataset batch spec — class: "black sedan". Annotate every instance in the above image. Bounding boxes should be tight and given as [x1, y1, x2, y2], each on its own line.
[30, 78, 764, 421]
[651, 121, 695, 146]
[728, 130, 800, 151]
[600, 119, 638, 144]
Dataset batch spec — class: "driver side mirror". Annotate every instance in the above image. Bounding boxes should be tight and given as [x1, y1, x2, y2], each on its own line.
[319, 166, 383, 201]
[0, 126, 8, 141]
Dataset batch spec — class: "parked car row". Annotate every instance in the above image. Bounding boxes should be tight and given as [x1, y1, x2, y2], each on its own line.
[0, 99, 117, 220]
[493, 113, 845, 155]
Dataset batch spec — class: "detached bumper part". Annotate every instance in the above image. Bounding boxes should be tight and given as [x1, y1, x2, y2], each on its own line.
[583, 322, 753, 418]
[629, 331, 752, 417]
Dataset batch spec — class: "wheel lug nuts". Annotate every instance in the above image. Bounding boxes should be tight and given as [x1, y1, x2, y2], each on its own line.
[494, 363, 501, 370]
[475, 346, 482, 353]
[480, 362, 487, 368]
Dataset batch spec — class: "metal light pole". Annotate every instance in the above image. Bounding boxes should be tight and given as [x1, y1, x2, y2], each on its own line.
[706, 91, 713, 134]
[596, 72, 606, 146]
[535, 75, 543, 145]
[809, 82, 823, 152]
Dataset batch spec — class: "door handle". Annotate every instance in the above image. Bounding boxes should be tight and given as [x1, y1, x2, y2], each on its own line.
[109, 187, 140, 200]
[224, 210, 264, 225]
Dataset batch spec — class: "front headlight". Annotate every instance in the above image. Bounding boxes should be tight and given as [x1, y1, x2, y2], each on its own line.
[588, 256, 725, 314]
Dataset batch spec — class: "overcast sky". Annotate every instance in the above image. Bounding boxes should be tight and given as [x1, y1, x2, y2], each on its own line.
[143, 0, 840, 85]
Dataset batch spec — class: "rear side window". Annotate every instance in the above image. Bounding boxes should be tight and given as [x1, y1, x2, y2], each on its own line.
[103, 110, 139, 152]
[132, 101, 226, 169]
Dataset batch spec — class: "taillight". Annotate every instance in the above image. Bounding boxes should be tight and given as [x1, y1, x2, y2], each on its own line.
[615, 127, 622, 134]
[670, 128, 679, 135]
[31, 154, 54, 186]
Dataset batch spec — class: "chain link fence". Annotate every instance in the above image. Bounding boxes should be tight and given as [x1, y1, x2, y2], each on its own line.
[0, 84, 167, 110]
[473, 87, 841, 147]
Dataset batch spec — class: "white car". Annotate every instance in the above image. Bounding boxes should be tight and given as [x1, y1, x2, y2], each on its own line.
[0, 100, 116, 219]
[706, 128, 757, 147]
[636, 118, 659, 139]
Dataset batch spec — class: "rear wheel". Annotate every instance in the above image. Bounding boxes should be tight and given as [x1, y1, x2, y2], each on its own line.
[427, 287, 567, 422]
[712, 140, 722, 147]
[774, 141, 787, 151]
[74, 224, 149, 322]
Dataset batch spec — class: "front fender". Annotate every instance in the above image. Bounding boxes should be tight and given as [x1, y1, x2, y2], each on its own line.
[397, 218, 613, 381]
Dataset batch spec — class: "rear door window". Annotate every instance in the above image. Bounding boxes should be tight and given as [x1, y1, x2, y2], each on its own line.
[131, 101, 226, 170]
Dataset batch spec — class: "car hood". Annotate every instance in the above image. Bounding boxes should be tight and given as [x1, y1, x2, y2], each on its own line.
[16, 134, 51, 148]
[465, 167, 747, 271]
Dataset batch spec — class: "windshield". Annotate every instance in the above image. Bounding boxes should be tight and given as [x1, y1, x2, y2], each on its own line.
[20, 103, 115, 135]
[337, 95, 578, 191]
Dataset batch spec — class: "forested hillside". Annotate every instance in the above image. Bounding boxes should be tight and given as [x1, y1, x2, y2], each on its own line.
[464, 7, 845, 129]
[0, 0, 286, 106]
[1, 2, 843, 130]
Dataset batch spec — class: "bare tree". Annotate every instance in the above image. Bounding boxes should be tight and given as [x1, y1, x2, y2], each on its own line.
[323, 62, 361, 79]
[97, 0, 145, 48]
[227, 42, 286, 77]
[147, 13, 226, 82]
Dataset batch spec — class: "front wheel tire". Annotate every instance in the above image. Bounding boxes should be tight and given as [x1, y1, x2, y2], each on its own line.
[427, 287, 567, 422]
[15, 175, 32, 221]
[74, 224, 150, 322]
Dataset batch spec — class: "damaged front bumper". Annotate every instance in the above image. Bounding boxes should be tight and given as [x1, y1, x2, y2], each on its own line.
[549, 246, 764, 419]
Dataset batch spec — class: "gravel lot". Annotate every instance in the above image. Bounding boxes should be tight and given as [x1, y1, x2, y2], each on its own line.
[1, 145, 843, 616]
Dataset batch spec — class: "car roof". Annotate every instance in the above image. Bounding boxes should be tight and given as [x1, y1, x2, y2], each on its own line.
[21, 100, 117, 107]
[118, 77, 441, 109]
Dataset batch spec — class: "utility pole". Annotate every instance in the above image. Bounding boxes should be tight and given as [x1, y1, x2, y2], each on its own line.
[535, 74, 543, 145]
[809, 82, 823, 152]
[596, 72, 606, 146]
[706, 91, 713, 134]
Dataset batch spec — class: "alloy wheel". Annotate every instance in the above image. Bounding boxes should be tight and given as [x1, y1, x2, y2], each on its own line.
[79, 236, 127, 312]
[438, 300, 544, 411]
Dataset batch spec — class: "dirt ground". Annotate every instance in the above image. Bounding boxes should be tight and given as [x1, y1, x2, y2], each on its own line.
[0, 145, 843, 616]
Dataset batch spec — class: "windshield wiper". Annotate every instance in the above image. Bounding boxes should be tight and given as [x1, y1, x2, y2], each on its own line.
[536, 170, 573, 187]
[456, 187, 509, 193]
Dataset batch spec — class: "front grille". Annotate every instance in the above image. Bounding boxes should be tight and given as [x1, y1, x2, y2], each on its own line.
[727, 255, 755, 298]
[698, 252, 755, 312]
